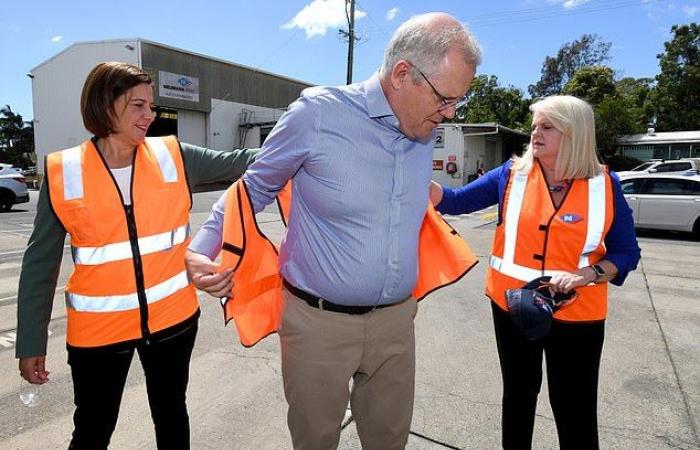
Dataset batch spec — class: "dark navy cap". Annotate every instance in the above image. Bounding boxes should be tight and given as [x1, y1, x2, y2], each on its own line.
[505, 276, 576, 341]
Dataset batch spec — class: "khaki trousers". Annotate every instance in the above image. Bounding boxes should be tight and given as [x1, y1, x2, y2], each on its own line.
[279, 287, 417, 450]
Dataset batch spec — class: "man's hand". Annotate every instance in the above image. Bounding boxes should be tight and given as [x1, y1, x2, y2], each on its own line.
[185, 250, 235, 298]
[19, 356, 50, 384]
[429, 180, 443, 206]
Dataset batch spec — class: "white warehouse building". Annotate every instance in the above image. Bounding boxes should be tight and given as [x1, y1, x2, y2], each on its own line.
[29, 38, 312, 175]
[432, 123, 529, 187]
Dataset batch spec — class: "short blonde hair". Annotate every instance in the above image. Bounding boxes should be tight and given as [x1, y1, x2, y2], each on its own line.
[512, 95, 602, 180]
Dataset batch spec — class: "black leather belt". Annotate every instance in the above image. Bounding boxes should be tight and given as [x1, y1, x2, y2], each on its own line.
[283, 279, 396, 315]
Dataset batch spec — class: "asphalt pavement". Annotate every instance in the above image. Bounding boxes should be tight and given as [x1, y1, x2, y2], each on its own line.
[0, 189, 698, 449]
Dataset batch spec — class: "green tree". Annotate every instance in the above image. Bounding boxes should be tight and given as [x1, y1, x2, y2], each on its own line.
[615, 77, 654, 131]
[529, 34, 612, 98]
[562, 66, 616, 105]
[0, 105, 34, 167]
[647, 23, 700, 131]
[456, 74, 530, 130]
[562, 67, 650, 159]
[595, 95, 638, 159]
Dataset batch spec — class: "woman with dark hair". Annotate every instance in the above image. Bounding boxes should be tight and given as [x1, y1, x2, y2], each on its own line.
[431, 95, 641, 449]
[16, 61, 256, 449]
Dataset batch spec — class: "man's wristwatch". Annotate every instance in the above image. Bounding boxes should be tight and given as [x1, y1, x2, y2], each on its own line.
[589, 264, 606, 283]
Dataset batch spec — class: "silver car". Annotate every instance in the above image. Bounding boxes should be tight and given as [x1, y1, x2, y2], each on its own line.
[0, 163, 30, 211]
[619, 172, 700, 236]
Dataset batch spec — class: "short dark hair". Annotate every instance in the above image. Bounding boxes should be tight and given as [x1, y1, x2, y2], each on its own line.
[80, 62, 152, 138]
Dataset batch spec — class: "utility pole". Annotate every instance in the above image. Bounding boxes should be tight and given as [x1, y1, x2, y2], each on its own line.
[338, 0, 359, 85]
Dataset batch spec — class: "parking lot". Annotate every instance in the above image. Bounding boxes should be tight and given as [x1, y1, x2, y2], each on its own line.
[0, 189, 698, 449]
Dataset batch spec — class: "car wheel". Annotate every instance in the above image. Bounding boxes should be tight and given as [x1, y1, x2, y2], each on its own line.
[694, 217, 700, 239]
[0, 191, 13, 212]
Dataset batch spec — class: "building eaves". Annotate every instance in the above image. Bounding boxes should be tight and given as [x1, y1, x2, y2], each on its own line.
[137, 38, 314, 87]
[618, 130, 700, 145]
[440, 122, 528, 138]
[29, 38, 138, 73]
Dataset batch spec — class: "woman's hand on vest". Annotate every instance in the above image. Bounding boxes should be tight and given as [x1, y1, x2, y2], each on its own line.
[185, 250, 235, 298]
[429, 181, 443, 206]
[19, 356, 50, 384]
[548, 269, 595, 295]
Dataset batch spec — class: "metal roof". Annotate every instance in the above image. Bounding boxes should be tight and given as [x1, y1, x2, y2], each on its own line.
[30, 38, 312, 86]
[438, 122, 529, 138]
[618, 130, 700, 145]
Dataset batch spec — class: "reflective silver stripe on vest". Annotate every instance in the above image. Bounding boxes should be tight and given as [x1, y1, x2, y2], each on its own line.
[72, 223, 190, 266]
[578, 173, 606, 268]
[62, 146, 84, 200]
[494, 170, 607, 281]
[503, 172, 528, 266]
[489, 255, 566, 281]
[66, 270, 190, 312]
[146, 137, 178, 183]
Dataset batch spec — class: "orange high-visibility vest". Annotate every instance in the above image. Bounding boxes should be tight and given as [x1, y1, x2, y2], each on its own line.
[220, 179, 478, 347]
[46, 136, 198, 347]
[486, 162, 614, 322]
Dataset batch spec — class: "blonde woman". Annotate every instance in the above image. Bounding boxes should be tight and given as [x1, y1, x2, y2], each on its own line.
[431, 95, 640, 449]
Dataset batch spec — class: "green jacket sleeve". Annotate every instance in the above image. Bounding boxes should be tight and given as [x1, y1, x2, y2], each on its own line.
[16, 181, 66, 358]
[180, 142, 258, 190]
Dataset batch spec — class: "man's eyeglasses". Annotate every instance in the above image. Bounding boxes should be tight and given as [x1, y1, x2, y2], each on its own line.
[409, 63, 469, 112]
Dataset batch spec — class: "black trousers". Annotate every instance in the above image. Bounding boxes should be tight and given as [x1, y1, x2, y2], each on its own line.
[491, 302, 605, 450]
[67, 319, 198, 450]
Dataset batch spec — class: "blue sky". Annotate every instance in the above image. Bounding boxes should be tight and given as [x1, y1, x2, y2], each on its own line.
[1, 0, 697, 121]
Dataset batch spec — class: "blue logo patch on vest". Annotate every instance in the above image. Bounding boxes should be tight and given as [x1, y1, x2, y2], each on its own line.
[560, 213, 583, 224]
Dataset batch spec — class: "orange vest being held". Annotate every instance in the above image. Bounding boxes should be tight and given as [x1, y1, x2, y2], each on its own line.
[486, 162, 614, 322]
[46, 136, 198, 348]
[220, 179, 478, 347]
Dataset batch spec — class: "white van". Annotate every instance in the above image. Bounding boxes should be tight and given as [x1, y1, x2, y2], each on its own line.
[617, 158, 700, 178]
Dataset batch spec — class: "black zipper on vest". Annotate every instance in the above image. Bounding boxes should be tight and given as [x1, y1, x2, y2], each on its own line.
[123, 203, 151, 344]
[92, 137, 152, 344]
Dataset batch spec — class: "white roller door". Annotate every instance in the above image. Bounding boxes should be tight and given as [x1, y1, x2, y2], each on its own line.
[178, 109, 206, 147]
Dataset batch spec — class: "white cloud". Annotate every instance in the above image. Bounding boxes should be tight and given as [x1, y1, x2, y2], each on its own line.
[283, 0, 366, 39]
[386, 7, 399, 21]
[51, 35, 62, 43]
[547, 0, 593, 8]
[682, 5, 699, 16]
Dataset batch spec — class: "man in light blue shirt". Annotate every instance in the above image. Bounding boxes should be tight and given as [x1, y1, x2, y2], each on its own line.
[187, 12, 481, 450]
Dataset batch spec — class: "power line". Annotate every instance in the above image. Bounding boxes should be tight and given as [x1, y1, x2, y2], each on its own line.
[356, 0, 647, 37]
[255, 27, 304, 70]
[467, 0, 647, 29]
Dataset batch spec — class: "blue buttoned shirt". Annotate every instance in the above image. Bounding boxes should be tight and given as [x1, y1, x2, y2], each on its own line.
[189, 73, 435, 306]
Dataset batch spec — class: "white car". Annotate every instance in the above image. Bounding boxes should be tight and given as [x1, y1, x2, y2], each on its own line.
[0, 163, 30, 211]
[619, 172, 700, 236]
[616, 158, 700, 178]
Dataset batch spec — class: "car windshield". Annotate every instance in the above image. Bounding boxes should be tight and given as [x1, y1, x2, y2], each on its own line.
[631, 162, 654, 171]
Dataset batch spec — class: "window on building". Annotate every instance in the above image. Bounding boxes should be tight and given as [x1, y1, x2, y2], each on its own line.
[260, 126, 274, 144]
[653, 145, 670, 159]
[670, 144, 692, 159]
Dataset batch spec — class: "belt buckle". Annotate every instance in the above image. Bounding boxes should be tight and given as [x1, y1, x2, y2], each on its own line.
[318, 299, 325, 311]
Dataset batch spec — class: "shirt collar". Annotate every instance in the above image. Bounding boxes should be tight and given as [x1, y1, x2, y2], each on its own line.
[365, 72, 395, 119]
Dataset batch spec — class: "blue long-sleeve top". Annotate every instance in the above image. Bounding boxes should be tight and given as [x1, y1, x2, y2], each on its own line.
[190, 73, 435, 306]
[437, 160, 641, 286]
